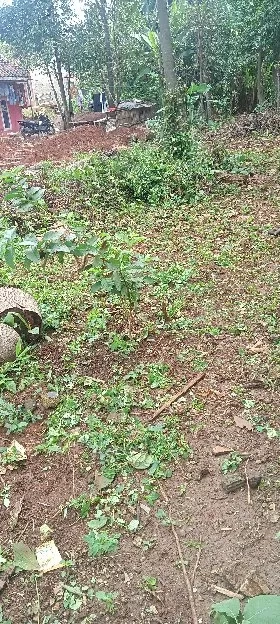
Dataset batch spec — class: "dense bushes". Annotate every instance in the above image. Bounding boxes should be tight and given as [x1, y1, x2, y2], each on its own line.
[41, 138, 213, 211]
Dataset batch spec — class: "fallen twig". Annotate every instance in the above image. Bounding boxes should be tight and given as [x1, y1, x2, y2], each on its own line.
[150, 372, 205, 422]
[16, 520, 30, 542]
[244, 459, 251, 505]
[211, 585, 244, 600]
[72, 465, 75, 497]
[160, 486, 198, 624]
[192, 538, 202, 586]
[35, 577, 40, 624]
[171, 522, 199, 623]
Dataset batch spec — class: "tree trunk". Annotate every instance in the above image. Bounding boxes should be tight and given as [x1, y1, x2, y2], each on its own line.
[197, 4, 211, 121]
[96, 0, 116, 105]
[276, 63, 280, 111]
[54, 47, 70, 129]
[46, 66, 64, 118]
[157, 0, 177, 90]
[67, 65, 73, 116]
[257, 47, 264, 106]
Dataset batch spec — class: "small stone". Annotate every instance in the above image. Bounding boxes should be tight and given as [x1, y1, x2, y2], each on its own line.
[133, 536, 142, 548]
[264, 504, 280, 523]
[222, 473, 262, 493]
[222, 474, 246, 493]
[24, 398, 37, 411]
[40, 391, 60, 410]
[248, 475, 262, 489]
[213, 446, 232, 456]
[239, 571, 270, 597]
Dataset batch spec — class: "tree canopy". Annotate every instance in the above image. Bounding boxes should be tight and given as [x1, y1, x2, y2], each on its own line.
[1, 0, 280, 115]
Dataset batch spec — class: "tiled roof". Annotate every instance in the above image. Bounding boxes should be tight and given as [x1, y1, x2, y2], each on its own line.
[0, 58, 30, 81]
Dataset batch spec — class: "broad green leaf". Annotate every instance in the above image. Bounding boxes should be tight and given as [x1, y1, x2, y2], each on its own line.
[128, 451, 154, 469]
[87, 516, 107, 529]
[25, 248, 41, 263]
[5, 380, 16, 394]
[211, 598, 240, 623]
[243, 595, 280, 623]
[28, 326, 40, 335]
[20, 234, 38, 245]
[2, 312, 16, 327]
[13, 542, 39, 571]
[128, 519, 139, 532]
[43, 230, 62, 242]
[48, 243, 71, 254]
[4, 246, 15, 268]
[91, 280, 103, 293]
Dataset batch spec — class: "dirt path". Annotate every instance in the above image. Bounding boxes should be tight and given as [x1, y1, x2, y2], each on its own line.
[0, 136, 280, 624]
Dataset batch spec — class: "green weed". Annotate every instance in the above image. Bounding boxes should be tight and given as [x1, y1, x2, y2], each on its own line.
[95, 590, 118, 613]
[84, 529, 120, 557]
[0, 397, 38, 434]
[80, 413, 190, 479]
[221, 452, 243, 474]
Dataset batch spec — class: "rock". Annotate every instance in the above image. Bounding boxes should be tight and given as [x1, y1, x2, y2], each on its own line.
[248, 475, 262, 489]
[40, 391, 60, 410]
[0, 324, 21, 364]
[0, 287, 42, 342]
[239, 571, 270, 597]
[264, 503, 280, 523]
[222, 474, 246, 493]
[234, 415, 253, 431]
[24, 397, 37, 411]
[222, 473, 262, 493]
[213, 446, 232, 456]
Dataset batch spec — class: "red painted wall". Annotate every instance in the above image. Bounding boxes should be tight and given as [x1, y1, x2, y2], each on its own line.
[0, 100, 23, 134]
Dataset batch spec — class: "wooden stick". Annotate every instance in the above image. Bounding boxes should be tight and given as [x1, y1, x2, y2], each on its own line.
[35, 577, 40, 624]
[211, 585, 244, 600]
[150, 372, 205, 422]
[171, 523, 199, 624]
[244, 459, 251, 505]
[160, 487, 198, 624]
[192, 540, 202, 586]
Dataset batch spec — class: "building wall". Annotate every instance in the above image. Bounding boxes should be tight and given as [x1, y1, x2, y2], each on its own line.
[0, 100, 23, 134]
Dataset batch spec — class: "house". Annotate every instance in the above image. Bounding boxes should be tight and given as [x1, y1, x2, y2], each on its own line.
[0, 59, 32, 134]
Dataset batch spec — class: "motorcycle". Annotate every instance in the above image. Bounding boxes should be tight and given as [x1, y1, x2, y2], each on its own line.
[18, 114, 55, 137]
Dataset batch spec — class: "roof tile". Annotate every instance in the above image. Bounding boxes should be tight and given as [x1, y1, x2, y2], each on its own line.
[0, 58, 30, 80]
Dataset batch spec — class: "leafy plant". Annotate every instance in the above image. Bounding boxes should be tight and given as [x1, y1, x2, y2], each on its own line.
[0, 485, 11, 508]
[79, 411, 190, 479]
[142, 576, 158, 591]
[91, 233, 155, 311]
[0, 167, 45, 214]
[37, 398, 81, 454]
[0, 397, 36, 434]
[63, 584, 83, 611]
[95, 590, 118, 613]
[146, 362, 171, 388]
[64, 494, 94, 519]
[221, 452, 243, 474]
[83, 529, 120, 557]
[211, 595, 280, 623]
[107, 332, 136, 354]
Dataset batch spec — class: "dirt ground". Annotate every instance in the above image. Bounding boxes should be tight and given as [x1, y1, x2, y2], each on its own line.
[0, 128, 280, 624]
[0, 124, 147, 169]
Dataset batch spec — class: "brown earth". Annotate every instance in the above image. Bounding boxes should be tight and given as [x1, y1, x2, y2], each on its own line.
[0, 131, 280, 624]
[0, 124, 147, 170]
